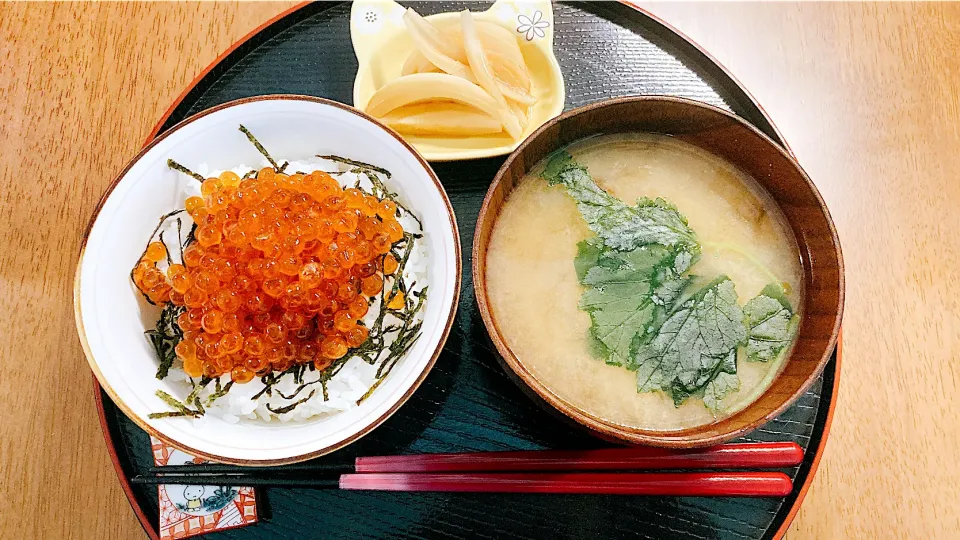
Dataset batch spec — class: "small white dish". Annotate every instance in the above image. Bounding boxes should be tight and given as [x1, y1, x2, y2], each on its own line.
[350, 0, 565, 162]
[75, 96, 461, 465]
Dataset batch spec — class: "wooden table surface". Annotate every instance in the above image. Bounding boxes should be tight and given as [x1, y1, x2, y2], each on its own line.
[1, 2, 957, 539]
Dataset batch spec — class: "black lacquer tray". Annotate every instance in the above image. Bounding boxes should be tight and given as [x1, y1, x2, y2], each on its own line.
[96, 3, 840, 538]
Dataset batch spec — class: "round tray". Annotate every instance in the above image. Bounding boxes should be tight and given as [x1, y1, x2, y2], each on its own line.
[96, 2, 841, 539]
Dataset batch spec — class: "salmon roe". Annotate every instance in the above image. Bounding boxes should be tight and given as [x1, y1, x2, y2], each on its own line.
[132, 168, 405, 382]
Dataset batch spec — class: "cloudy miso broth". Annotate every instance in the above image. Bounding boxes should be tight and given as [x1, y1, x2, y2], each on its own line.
[485, 133, 803, 430]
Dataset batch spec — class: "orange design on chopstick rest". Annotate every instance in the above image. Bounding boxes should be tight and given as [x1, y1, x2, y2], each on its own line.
[151, 436, 258, 539]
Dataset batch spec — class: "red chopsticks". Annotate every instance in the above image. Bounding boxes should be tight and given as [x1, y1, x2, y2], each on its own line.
[354, 442, 803, 473]
[339, 472, 793, 497]
[132, 442, 802, 497]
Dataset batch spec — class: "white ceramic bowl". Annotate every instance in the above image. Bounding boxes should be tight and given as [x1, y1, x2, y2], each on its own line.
[75, 96, 461, 465]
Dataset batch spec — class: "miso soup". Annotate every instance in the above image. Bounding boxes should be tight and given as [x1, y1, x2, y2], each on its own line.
[485, 133, 802, 430]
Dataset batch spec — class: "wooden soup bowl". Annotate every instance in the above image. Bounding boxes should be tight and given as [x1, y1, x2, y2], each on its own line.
[473, 96, 844, 448]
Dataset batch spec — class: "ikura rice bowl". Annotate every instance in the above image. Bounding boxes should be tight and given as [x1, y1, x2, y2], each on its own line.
[131, 137, 429, 425]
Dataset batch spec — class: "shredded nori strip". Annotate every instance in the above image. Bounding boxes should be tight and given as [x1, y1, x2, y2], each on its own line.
[148, 390, 203, 419]
[239, 124, 282, 172]
[146, 303, 185, 379]
[251, 371, 280, 400]
[175, 217, 184, 262]
[206, 380, 234, 405]
[267, 389, 317, 415]
[293, 364, 307, 385]
[166, 159, 205, 183]
[185, 377, 211, 406]
[184, 223, 197, 250]
[276, 378, 324, 401]
[316, 154, 392, 178]
[364, 172, 423, 229]
[146, 377, 232, 419]
[158, 231, 174, 265]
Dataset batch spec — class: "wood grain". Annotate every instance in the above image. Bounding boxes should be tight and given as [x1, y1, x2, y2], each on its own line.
[0, 3, 297, 539]
[637, 3, 960, 538]
[0, 2, 956, 539]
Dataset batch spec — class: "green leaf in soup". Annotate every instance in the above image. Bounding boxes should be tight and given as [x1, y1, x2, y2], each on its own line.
[664, 350, 737, 407]
[574, 237, 603, 282]
[668, 379, 697, 407]
[703, 371, 740, 411]
[633, 277, 746, 398]
[578, 243, 689, 366]
[586, 326, 611, 359]
[686, 346, 737, 392]
[612, 237, 692, 279]
[541, 152, 700, 256]
[547, 150, 780, 411]
[744, 283, 799, 362]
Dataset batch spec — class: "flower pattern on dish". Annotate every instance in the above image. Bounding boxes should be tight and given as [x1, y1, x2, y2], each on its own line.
[355, 6, 385, 35]
[517, 10, 549, 41]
